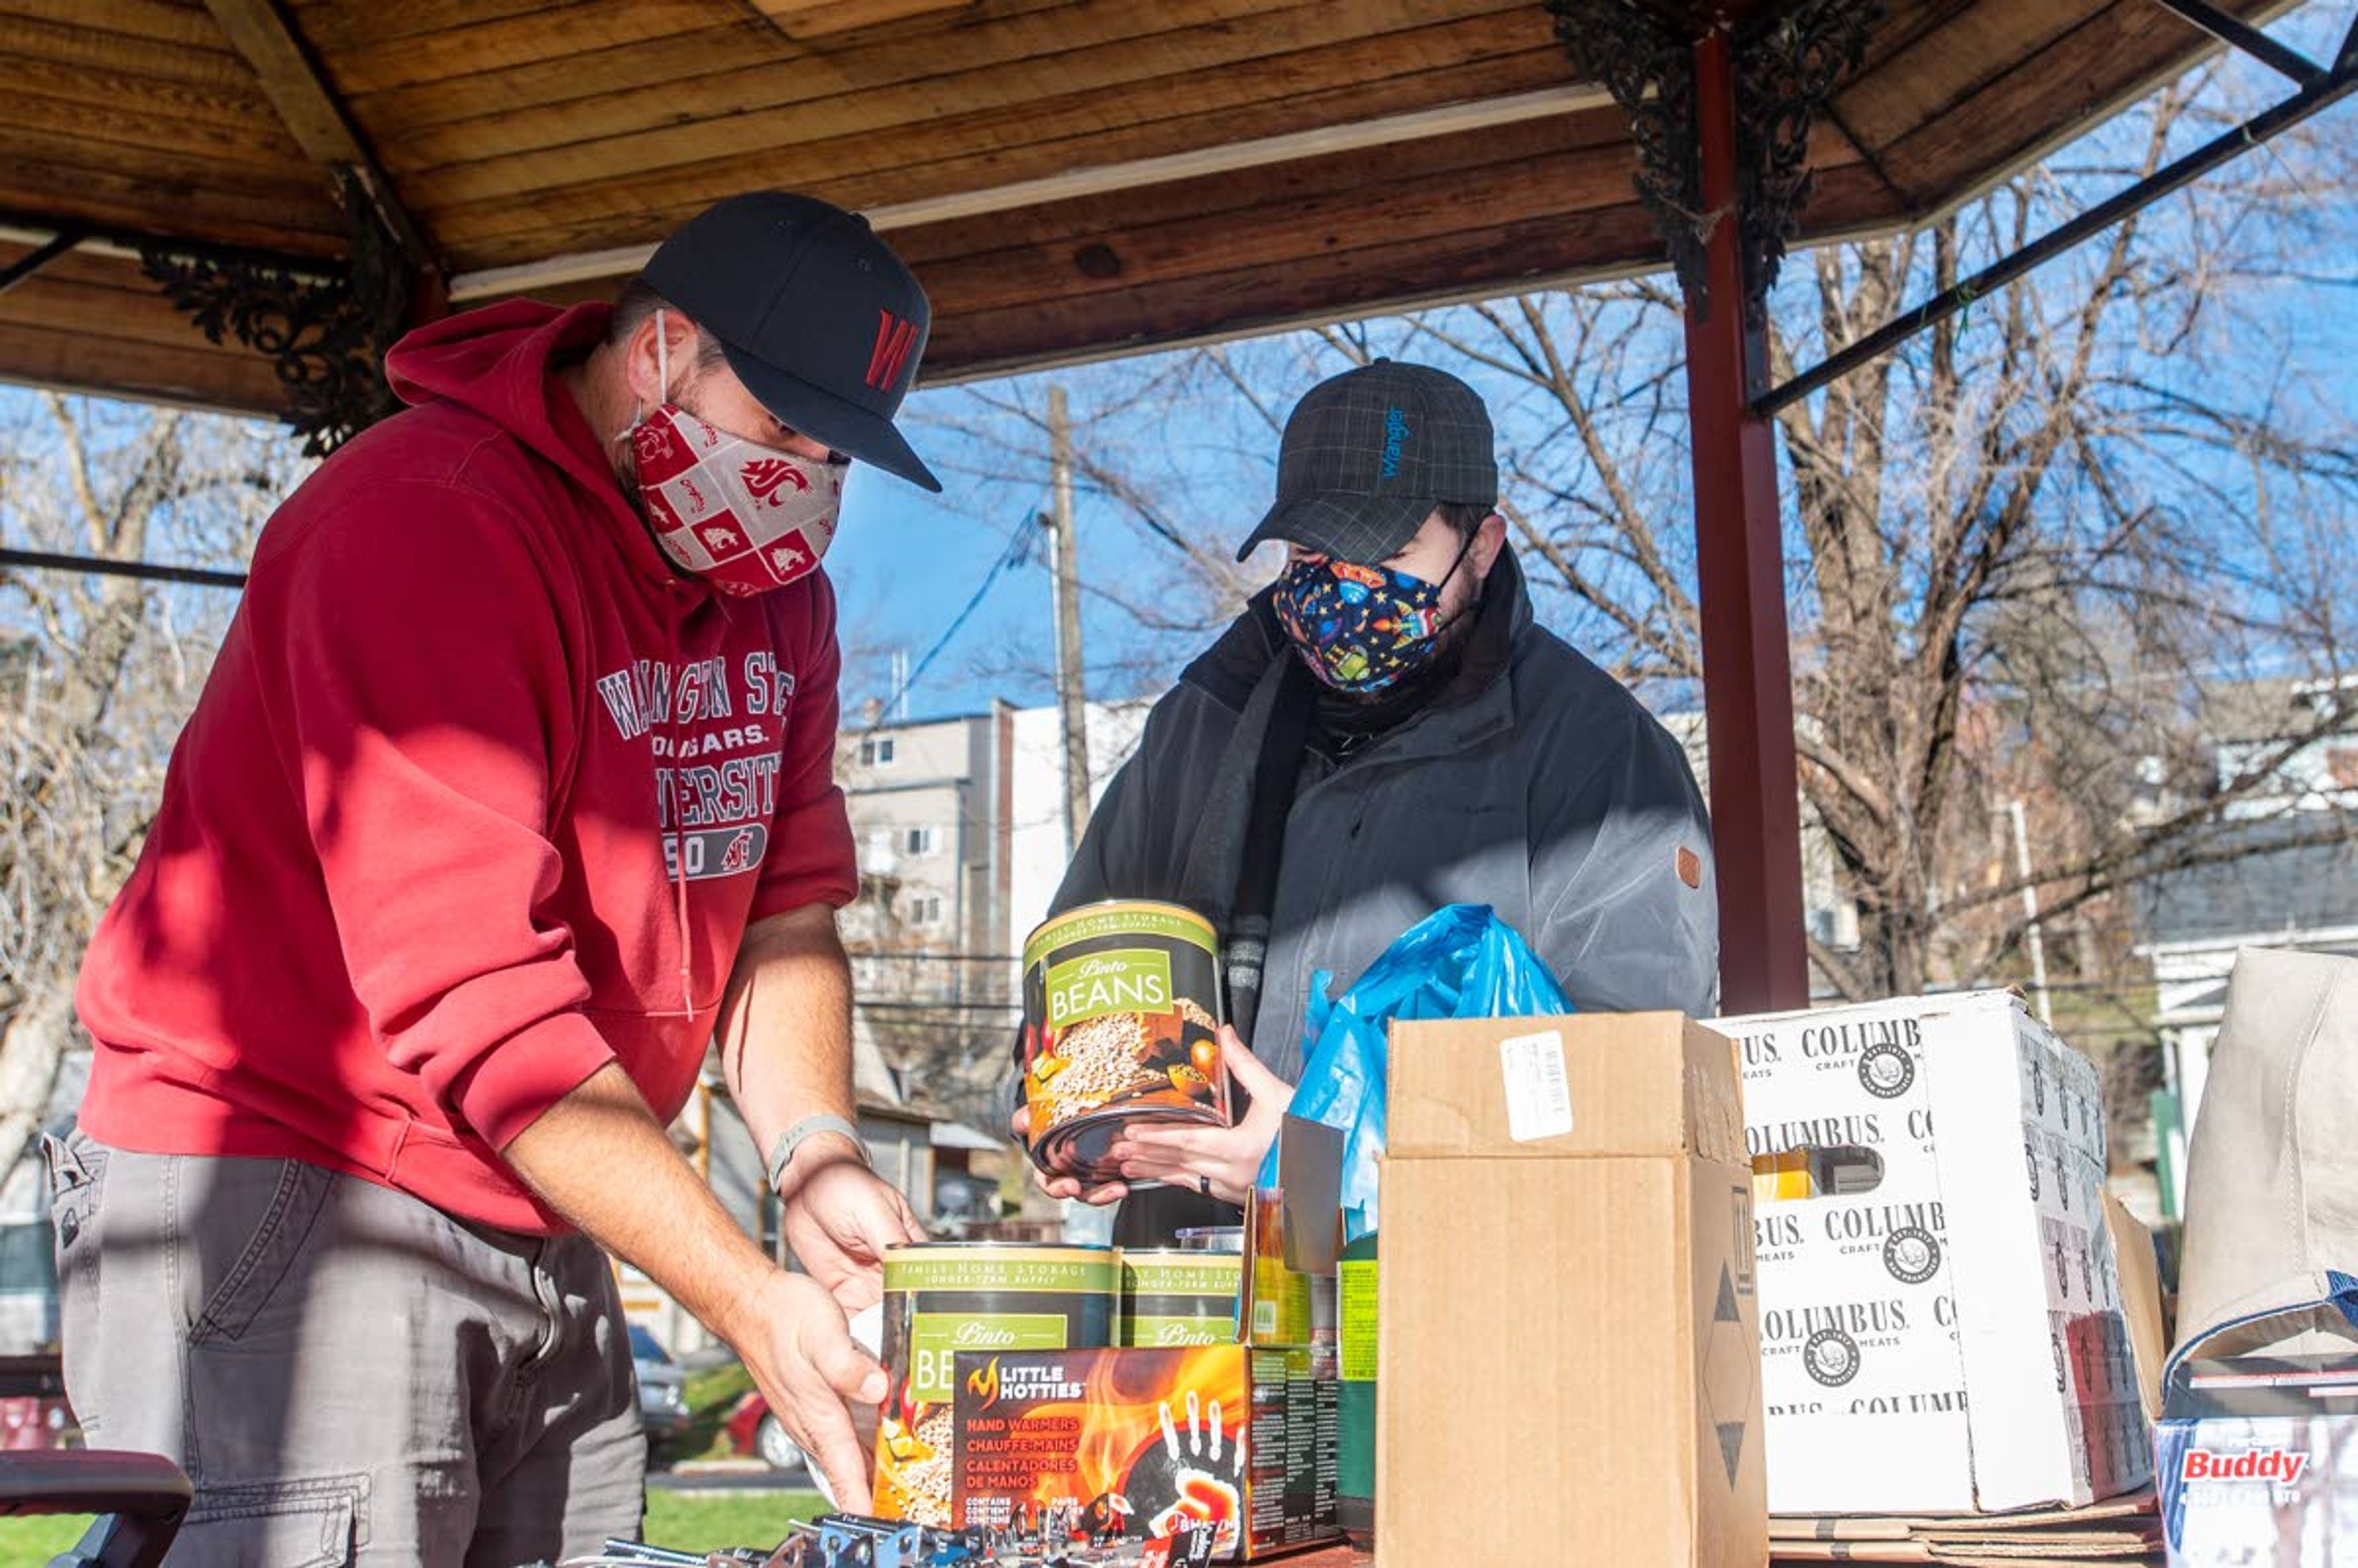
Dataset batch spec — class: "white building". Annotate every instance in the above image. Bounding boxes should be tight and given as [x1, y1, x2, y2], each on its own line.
[1002, 700, 1152, 971]
[833, 698, 1147, 1124]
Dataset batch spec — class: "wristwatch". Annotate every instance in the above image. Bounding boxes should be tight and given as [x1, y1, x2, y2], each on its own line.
[766, 1114, 868, 1193]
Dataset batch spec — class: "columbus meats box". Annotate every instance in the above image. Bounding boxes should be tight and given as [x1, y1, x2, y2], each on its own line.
[1708, 992, 2149, 1515]
[951, 1345, 1337, 1561]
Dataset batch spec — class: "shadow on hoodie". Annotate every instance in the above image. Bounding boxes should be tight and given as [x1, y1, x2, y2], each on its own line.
[77, 299, 858, 1235]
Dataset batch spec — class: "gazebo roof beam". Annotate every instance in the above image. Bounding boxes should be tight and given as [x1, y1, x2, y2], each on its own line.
[0, 231, 85, 300]
[200, 0, 433, 273]
[2148, 0, 2325, 84]
[1757, 27, 2358, 417]
[444, 83, 1619, 305]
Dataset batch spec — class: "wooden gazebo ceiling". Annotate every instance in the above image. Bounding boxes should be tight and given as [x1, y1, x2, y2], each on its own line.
[0, 0, 2282, 417]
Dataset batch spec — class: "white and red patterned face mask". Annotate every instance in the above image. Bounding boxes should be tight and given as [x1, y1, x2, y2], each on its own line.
[620, 311, 846, 597]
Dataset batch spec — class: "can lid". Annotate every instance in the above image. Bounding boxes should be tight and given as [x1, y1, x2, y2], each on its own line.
[881, 1240, 1115, 1254]
[1021, 899, 1218, 968]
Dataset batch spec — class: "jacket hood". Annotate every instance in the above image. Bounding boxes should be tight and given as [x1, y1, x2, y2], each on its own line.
[385, 300, 682, 591]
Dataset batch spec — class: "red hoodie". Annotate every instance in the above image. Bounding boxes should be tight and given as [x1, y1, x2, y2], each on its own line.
[76, 301, 858, 1233]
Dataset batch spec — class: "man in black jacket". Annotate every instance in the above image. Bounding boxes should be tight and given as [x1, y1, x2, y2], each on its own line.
[1021, 360, 1716, 1241]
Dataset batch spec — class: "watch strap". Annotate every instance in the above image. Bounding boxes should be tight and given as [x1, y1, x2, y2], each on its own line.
[766, 1114, 866, 1192]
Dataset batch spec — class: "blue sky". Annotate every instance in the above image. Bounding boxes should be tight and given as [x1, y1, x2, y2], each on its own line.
[820, 1, 2358, 723]
[5, 4, 2353, 729]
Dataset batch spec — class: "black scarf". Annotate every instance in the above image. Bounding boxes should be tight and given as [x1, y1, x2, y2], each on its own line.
[1119, 549, 1525, 1247]
[1186, 549, 1527, 1030]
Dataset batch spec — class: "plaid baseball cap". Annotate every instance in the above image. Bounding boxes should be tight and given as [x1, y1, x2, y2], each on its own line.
[643, 192, 941, 492]
[1235, 359, 1497, 562]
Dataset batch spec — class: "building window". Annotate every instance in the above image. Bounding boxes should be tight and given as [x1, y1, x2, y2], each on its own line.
[905, 826, 938, 856]
[860, 735, 896, 766]
[908, 894, 944, 926]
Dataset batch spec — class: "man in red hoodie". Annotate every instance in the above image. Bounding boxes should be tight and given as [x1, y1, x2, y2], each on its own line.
[45, 193, 935, 1562]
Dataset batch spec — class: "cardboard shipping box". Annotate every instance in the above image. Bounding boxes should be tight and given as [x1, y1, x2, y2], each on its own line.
[2103, 1191, 2168, 1426]
[1377, 1012, 1767, 1568]
[1709, 992, 2151, 1516]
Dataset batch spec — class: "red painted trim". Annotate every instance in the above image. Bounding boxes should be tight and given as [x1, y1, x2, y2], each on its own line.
[1681, 27, 1811, 1013]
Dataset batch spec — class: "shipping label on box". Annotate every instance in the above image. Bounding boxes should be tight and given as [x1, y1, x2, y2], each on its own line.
[951, 1345, 1337, 1561]
[1711, 992, 2150, 1516]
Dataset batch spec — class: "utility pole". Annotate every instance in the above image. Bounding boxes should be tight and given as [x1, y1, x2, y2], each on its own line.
[1044, 385, 1092, 853]
[2006, 798, 2053, 1025]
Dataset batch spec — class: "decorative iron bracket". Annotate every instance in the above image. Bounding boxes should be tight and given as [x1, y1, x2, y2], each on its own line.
[1546, 0, 1880, 322]
[139, 168, 413, 457]
[1547, 0, 1705, 299]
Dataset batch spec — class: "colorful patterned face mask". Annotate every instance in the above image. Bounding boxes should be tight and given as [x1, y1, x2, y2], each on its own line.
[1270, 537, 1473, 694]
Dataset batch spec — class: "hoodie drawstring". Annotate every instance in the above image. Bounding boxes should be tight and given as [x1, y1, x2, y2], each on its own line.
[672, 821, 694, 1020]
[664, 580, 697, 1023]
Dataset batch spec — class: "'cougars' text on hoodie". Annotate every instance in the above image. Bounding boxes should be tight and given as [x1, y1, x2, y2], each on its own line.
[75, 301, 857, 1234]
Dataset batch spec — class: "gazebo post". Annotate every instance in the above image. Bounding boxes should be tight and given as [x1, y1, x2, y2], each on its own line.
[1549, 0, 1878, 1013]
[1681, 25, 1810, 1015]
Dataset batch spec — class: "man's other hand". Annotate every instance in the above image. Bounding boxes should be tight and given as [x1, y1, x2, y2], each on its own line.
[735, 1270, 889, 1511]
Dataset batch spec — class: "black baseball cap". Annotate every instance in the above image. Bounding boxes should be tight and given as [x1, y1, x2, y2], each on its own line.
[1235, 359, 1498, 562]
[642, 192, 941, 492]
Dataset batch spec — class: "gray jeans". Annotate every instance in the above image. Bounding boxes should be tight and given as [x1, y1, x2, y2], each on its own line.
[45, 1129, 645, 1567]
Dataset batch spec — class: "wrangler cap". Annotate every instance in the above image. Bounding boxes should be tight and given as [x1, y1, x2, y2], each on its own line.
[1237, 359, 1497, 562]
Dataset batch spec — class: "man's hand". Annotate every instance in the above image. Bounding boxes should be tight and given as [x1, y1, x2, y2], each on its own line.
[730, 1269, 890, 1511]
[1010, 1103, 1131, 1208]
[779, 1136, 927, 1311]
[1107, 1029, 1293, 1205]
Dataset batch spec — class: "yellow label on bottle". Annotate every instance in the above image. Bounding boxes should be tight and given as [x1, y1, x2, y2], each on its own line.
[1340, 1259, 1379, 1381]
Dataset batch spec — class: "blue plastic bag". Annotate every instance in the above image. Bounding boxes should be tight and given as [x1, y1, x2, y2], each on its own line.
[1255, 903, 1570, 1241]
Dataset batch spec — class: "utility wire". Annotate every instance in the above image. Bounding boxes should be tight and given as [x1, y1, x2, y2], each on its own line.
[874, 514, 1041, 717]
[0, 546, 247, 590]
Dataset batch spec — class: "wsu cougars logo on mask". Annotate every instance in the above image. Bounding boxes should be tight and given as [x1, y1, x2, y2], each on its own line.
[742, 457, 812, 505]
[633, 423, 675, 466]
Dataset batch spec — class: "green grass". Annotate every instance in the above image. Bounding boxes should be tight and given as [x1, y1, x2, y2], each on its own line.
[0, 1515, 92, 1568]
[0, 1494, 828, 1566]
[644, 1489, 827, 1553]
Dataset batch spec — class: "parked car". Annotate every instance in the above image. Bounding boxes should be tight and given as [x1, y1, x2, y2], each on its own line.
[723, 1391, 810, 1479]
[628, 1325, 692, 1445]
